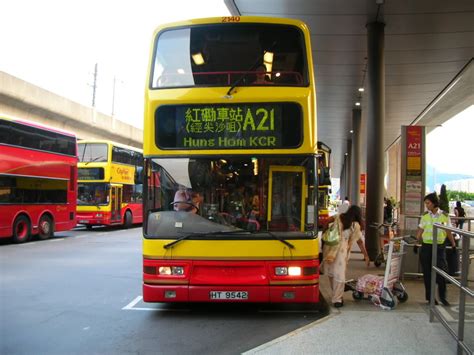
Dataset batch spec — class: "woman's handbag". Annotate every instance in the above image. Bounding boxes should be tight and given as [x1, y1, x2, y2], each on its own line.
[322, 218, 340, 246]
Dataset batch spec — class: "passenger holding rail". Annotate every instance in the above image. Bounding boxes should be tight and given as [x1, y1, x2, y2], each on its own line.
[416, 193, 456, 306]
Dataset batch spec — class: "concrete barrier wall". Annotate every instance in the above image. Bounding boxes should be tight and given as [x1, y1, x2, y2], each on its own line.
[0, 71, 143, 148]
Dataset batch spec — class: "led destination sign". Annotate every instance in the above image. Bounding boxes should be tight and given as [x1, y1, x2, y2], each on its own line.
[78, 168, 104, 181]
[155, 103, 302, 150]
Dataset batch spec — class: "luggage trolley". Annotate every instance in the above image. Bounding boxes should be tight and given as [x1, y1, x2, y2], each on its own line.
[345, 236, 408, 310]
[372, 222, 398, 267]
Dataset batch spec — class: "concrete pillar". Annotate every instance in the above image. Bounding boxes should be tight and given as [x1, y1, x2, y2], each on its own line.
[365, 22, 385, 260]
[350, 108, 361, 205]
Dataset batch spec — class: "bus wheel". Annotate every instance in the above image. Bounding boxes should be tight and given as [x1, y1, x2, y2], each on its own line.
[123, 211, 133, 229]
[38, 215, 53, 240]
[13, 215, 31, 243]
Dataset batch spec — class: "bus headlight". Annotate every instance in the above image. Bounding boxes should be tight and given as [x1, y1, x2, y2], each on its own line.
[288, 266, 302, 276]
[172, 266, 184, 275]
[95, 213, 103, 218]
[275, 266, 302, 276]
[158, 266, 184, 275]
[159, 266, 172, 275]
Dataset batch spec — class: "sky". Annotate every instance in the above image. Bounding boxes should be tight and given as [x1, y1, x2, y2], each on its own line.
[0, 0, 230, 129]
[427, 105, 474, 177]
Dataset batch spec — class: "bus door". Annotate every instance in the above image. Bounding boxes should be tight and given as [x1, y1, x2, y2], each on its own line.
[110, 185, 122, 223]
[268, 166, 307, 232]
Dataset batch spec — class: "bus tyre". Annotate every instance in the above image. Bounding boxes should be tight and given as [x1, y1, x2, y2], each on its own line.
[38, 215, 54, 240]
[13, 215, 31, 243]
[123, 211, 133, 229]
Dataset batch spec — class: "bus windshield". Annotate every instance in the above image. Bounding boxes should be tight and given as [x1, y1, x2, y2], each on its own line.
[145, 157, 317, 238]
[151, 23, 308, 88]
[78, 143, 108, 163]
[78, 183, 109, 205]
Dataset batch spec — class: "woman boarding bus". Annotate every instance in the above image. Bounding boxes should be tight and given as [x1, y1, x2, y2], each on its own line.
[142, 16, 321, 303]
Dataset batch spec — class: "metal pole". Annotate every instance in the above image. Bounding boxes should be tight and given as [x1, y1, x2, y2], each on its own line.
[345, 140, 352, 200]
[351, 108, 361, 205]
[457, 235, 470, 355]
[365, 21, 385, 260]
[112, 76, 116, 116]
[92, 63, 98, 108]
[429, 226, 438, 322]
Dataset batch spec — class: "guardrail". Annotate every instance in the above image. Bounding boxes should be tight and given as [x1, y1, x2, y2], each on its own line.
[450, 216, 474, 235]
[430, 223, 474, 355]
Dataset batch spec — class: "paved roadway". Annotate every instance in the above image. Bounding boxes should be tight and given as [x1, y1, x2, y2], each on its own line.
[1, 226, 328, 355]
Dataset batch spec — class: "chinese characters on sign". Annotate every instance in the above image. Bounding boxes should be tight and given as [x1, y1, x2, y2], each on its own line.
[176, 104, 282, 149]
[360, 173, 366, 205]
[402, 125, 425, 215]
[406, 125, 422, 177]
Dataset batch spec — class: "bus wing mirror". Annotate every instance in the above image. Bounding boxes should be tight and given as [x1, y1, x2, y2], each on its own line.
[135, 166, 144, 184]
[319, 167, 331, 186]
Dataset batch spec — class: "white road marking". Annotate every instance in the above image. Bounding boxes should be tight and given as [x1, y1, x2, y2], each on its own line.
[48, 238, 65, 242]
[122, 295, 324, 314]
[122, 296, 143, 310]
[122, 295, 189, 312]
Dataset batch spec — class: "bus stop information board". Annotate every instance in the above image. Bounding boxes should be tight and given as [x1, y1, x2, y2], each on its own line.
[401, 125, 426, 230]
[155, 103, 301, 150]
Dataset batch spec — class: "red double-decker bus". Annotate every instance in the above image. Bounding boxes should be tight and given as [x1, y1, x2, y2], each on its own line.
[0, 115, 78, 243]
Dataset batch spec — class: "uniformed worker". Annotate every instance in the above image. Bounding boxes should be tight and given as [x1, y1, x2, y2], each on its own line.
[416, 193, 456, 306]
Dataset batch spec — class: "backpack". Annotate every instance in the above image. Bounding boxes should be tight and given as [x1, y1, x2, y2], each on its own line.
[458, 207, 466, 218]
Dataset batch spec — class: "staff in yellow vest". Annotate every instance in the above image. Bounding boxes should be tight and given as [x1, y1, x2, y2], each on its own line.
[416, 193, 456, 306]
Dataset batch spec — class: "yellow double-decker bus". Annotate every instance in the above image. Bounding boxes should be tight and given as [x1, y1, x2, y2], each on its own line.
[76, 140, 143, 229]
[143, 16, 321, 303]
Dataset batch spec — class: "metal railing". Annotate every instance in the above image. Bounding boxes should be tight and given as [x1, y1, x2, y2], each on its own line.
[450, 216, 474, 235]
[430, 223, 474, 355]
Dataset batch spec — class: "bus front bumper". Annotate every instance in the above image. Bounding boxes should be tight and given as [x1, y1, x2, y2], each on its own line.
[76, 212, 112, 225]
[142, 283, 319, 303]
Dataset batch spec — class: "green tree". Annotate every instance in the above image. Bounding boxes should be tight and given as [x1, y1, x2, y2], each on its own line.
[446, 190, 474, 201]
[439, 184, 449, 212]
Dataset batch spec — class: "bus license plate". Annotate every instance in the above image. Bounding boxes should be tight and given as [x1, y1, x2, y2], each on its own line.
[79, 220, 88, 224]
[209, 291, 248, 300]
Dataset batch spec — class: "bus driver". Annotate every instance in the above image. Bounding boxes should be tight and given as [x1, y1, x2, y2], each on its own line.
[172, 189, 199, 214]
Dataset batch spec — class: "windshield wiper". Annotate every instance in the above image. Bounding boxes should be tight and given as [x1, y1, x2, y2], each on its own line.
[253, 231, 295, 249]
[163, 230, 250, 249]
[226, 43, 276, 96]
[84, 156, 104, 165]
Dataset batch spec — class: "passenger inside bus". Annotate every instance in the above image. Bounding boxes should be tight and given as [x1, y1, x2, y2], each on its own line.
[253, 65, 272, 84]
